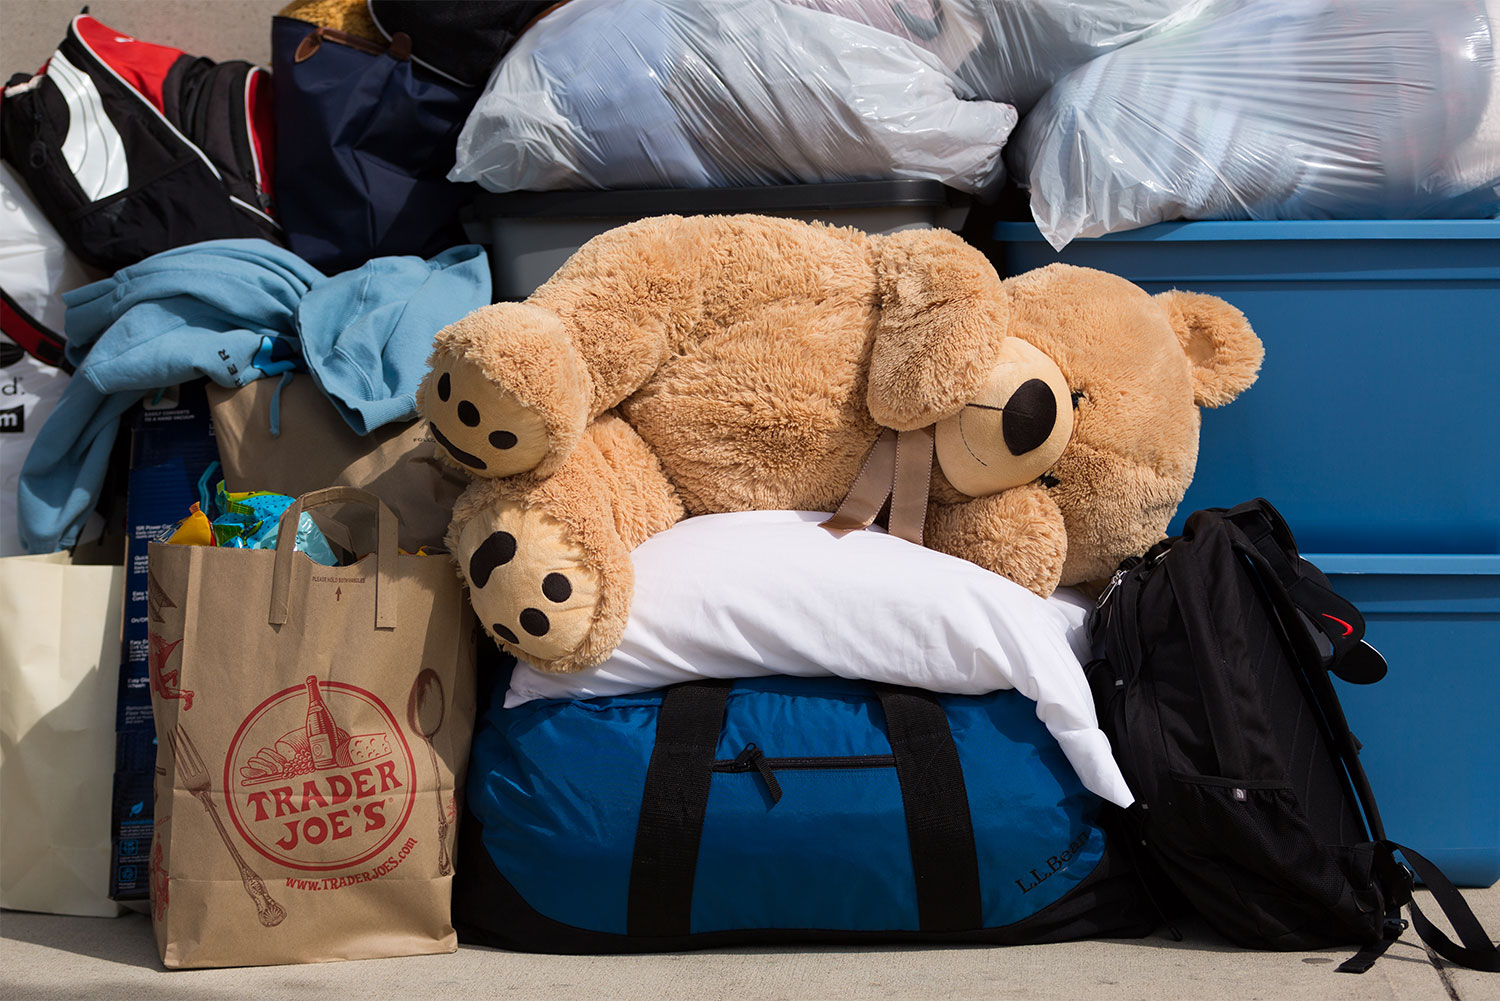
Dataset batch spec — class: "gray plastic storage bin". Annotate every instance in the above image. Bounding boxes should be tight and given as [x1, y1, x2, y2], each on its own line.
[468, 180, 972, 301]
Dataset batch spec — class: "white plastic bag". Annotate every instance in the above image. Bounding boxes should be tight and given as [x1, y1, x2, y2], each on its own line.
[0, 162, 97, 334]
[449, 0, 1018, 195]
[1, 163, 95, 557]
[783, 0, 1200, 111]
[1010, 0, 1499, 249]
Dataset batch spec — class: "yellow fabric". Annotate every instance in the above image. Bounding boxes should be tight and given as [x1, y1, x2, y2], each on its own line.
[277, 0, 382, 42]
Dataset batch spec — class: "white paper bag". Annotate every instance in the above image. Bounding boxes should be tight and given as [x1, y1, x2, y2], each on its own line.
[0, 552, 125, 917]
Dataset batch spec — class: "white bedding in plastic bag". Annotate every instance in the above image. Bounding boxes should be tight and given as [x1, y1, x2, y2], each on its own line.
[1010, 0, 1499, 249]
[785, 0, 1200, 112]
[449, 0, 1019, 195]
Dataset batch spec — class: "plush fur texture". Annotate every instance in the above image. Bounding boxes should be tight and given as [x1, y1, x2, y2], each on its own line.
[867, 227, 1012, 430]
[427, 216, 1262, 671]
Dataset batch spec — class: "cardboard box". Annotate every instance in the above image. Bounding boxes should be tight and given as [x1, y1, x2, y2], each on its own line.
[110, 381, 219, 900]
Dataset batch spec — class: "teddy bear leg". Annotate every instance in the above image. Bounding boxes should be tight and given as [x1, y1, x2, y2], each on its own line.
[448, 414, 686, 673]
[924, 483, 1068, 598]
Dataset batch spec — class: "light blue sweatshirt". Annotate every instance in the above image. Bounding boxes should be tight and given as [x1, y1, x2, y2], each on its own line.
[17, 239, 490, 553]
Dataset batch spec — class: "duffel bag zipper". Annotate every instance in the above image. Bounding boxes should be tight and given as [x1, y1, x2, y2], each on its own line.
[712, 743, 896, 805]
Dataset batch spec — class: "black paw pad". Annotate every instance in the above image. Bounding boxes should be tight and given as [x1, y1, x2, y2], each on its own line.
[470, 531, 517, 588]
[492, 622, 519, 644]
[458, 401, 481, 427]
[490, 430, 518, 450]
[519, 608, 550, 636]
[542, 573, 572, 602]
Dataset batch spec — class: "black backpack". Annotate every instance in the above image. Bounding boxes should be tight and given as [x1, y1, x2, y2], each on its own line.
[1086, 498, 1498, 973]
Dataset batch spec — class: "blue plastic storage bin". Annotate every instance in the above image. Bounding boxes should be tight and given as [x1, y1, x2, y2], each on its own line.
[991, 220, 1500, 553]
[1306, 554, 1500, 887]
[993, 219, 1500, 886]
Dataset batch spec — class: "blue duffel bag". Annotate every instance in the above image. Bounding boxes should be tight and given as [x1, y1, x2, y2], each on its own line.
[456, 675, 1156, 952]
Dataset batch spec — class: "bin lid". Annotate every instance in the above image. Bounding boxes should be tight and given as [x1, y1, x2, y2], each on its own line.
[994, 219, 1500, 243]
[471, 179, 970, 219]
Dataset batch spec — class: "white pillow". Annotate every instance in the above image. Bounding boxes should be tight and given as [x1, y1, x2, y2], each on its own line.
[507, 511, 1134, 808]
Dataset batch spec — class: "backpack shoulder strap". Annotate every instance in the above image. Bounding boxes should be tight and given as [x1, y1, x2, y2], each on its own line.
[1220, 507, 1390, 841]
[1225, 499, 1387, 684]
[1391, 842, 1500, 973]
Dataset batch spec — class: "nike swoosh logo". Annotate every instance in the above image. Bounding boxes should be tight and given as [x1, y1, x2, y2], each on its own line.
[1321, 613, 1355, 637]
[430, 423, 487, 471]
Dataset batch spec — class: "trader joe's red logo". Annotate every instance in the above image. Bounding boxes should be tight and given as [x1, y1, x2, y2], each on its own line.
[225, 677, 416, 872]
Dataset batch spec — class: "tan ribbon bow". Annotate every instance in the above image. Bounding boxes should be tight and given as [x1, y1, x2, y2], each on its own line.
[820, 426, 935, 545]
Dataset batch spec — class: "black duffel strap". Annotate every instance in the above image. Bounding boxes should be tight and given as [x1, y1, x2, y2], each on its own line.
[874, 684, 983, 933]
[627, 679, 732, 938]
[628, 680, 982, 938]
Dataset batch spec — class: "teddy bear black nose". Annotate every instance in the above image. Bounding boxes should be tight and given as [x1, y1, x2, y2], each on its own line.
[1002, 379, 1057, 456]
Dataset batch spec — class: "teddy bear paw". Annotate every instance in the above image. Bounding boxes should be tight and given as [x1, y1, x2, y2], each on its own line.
[424, 355, 555, 478]
[456, 500, 609, 670]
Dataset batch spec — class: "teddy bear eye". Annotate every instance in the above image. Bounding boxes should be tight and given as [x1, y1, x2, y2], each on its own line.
[1070, 390, 1085, 409]
[1039, 472, 1060, 489]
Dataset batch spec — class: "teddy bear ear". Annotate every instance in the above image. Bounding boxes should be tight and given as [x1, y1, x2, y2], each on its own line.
[1154, 290, 1265, 409]
[867, 229, 1011, 430]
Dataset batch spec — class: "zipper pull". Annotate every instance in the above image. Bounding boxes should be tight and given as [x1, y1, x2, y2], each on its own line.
[1087, 567, 1128, 639]
[732, 743, 783, 805]
[1096, 568, 1128, 609]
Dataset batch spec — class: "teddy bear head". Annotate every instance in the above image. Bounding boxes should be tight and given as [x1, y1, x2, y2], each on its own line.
[1006, 263, 1263, 585]
[868, 247, 1263, 590]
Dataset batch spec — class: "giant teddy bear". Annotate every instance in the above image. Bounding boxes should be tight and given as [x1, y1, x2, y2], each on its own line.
[419, 215, 1263, 672]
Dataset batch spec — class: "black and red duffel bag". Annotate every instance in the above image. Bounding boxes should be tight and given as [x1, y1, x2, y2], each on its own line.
[1, 13, 281, 272]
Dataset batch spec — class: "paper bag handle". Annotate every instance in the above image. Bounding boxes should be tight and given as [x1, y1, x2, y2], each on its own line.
[268, 486, 398, 629]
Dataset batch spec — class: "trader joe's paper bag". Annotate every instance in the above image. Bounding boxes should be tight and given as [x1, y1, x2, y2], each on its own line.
[148, 487, 476, 968]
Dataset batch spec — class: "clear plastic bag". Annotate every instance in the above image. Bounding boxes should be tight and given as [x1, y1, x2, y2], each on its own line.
[783, 0, 1200, 111]
[1010, 0, 1499, 249]
[449, 0, 1018, 195]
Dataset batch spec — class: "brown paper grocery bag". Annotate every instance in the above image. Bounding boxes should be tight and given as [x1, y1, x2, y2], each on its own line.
[206, 378, 468, 552]
[147, 487, 476, 968]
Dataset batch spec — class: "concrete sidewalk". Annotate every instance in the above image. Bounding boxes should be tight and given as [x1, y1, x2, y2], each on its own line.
[3, 885, 1496, 1001]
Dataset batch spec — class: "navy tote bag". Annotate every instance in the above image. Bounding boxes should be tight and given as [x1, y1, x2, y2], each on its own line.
[270, 16, 480, 274]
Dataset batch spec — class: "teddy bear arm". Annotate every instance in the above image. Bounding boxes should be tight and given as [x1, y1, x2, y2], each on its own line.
[924, 484, 1068, 598]
[528, 216, 708, 417]
[866, 228, 1012, 430]
[584, 413, 689, 549]
[447, 415, 686, 674]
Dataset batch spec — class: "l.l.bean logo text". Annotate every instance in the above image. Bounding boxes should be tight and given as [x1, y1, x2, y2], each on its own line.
[225, 679, 416, 872]
[1014, 828, 1093, 895]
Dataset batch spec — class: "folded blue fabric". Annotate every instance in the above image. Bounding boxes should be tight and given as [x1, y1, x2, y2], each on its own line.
[18, 239, 490, 553]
